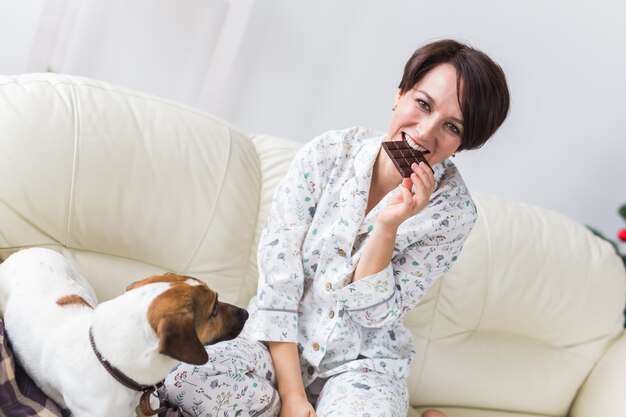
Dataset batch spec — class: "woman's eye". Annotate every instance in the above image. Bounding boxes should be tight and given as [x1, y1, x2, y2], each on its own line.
[446, 122, 461, 135]
[415, 98, 430, 111]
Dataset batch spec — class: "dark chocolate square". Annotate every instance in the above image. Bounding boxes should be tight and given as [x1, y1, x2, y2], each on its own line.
[382, 140, 434, 177]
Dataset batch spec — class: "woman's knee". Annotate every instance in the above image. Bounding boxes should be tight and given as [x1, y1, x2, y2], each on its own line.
[163, 336, 279, 416]
[164, 364, 279, 417]
[315, 371, 408, 417]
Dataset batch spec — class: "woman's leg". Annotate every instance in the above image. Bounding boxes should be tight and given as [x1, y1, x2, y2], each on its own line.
[315, 370, 408, 417]
[162, 336, 280, 417]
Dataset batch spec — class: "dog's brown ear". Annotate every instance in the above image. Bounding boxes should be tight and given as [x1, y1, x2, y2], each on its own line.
[126, 279, 145, 291]
[156, 314, 208, 365]
[126, 276, 159, 291]
[126, 274, 185, 291]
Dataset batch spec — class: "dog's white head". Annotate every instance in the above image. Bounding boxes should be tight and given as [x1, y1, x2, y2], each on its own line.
[125, 274, 248, 365]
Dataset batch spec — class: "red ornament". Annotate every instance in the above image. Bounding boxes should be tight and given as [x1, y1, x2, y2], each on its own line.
[618, 228, 626, 242]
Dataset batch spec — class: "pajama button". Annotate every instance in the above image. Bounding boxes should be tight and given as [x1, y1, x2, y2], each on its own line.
[312, 343, 320, 351]
[328, 311, 335, 319]
[337, 248, 346, 257]
[325, 282, 332, 291]
[307, 366, 314, 375]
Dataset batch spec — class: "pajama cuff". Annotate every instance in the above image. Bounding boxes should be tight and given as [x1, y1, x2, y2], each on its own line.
[333, 263, 395, 312]
[246, 308, 299, 343]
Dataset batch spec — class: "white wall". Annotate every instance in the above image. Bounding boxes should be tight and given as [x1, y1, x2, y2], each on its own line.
[9, 0, 232, 106]
[1, 0, 625, 249]
[0, 0, 46, 73]
[219, 0, 626, 249]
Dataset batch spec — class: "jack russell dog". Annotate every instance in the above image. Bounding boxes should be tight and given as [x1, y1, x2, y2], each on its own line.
[0, 247, 249, 417]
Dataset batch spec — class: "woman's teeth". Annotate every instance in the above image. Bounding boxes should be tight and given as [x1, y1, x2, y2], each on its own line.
[402, 132, 429, 153]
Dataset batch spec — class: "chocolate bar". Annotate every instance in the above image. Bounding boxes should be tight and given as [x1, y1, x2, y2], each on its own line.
[382, 140, 434, 177]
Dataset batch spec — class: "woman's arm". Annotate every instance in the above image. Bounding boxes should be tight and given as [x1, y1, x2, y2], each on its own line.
[339, 163, 477, 328]
[268, 342, 316, 417]
[353, 163, 432, 282]
[352, 221, 397, 282]
[247, 136, 329, 343]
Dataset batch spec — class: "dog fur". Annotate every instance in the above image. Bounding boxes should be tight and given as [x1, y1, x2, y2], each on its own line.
[0, 247, 248, 417]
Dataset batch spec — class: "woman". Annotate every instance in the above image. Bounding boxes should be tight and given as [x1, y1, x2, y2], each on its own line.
[164, 39, 509, 417]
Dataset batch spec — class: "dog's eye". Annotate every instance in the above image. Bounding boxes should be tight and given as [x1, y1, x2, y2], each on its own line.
[212, 302, 218, 317]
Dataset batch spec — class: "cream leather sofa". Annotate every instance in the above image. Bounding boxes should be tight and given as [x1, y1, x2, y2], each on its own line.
[1, 74, 625, 417]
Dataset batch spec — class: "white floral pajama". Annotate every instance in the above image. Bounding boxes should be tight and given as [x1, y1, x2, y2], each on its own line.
[163, 335, 408, 417]
[164, 127, 476, 416]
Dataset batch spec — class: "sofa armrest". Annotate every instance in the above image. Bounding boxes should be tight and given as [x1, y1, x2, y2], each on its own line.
[571, 331, 626, 417]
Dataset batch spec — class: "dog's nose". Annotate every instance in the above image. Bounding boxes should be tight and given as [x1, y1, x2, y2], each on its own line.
[240, 309, 249, 321]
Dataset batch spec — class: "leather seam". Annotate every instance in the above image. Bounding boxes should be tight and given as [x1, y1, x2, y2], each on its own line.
[66, 83, 81, 247]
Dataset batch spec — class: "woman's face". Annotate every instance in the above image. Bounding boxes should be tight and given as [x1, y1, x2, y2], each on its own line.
[387, 63, 463, 166]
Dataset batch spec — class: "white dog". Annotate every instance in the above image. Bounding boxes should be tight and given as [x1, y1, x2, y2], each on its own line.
[0, 247, 248, 417]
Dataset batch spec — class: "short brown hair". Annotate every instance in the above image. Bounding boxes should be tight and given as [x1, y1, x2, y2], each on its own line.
[399, 39, 510, 151]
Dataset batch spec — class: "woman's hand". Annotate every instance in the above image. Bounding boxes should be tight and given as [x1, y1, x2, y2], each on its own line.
[280, 393, 317, 417]
[377, 162, 435, 230]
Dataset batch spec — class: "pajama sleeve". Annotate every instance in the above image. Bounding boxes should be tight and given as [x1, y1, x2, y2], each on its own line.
[247, 136, 329, 343]
[334, 190, 477, 328]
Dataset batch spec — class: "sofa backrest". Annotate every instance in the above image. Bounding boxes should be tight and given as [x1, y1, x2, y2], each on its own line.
[0, 73, 262, 303]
